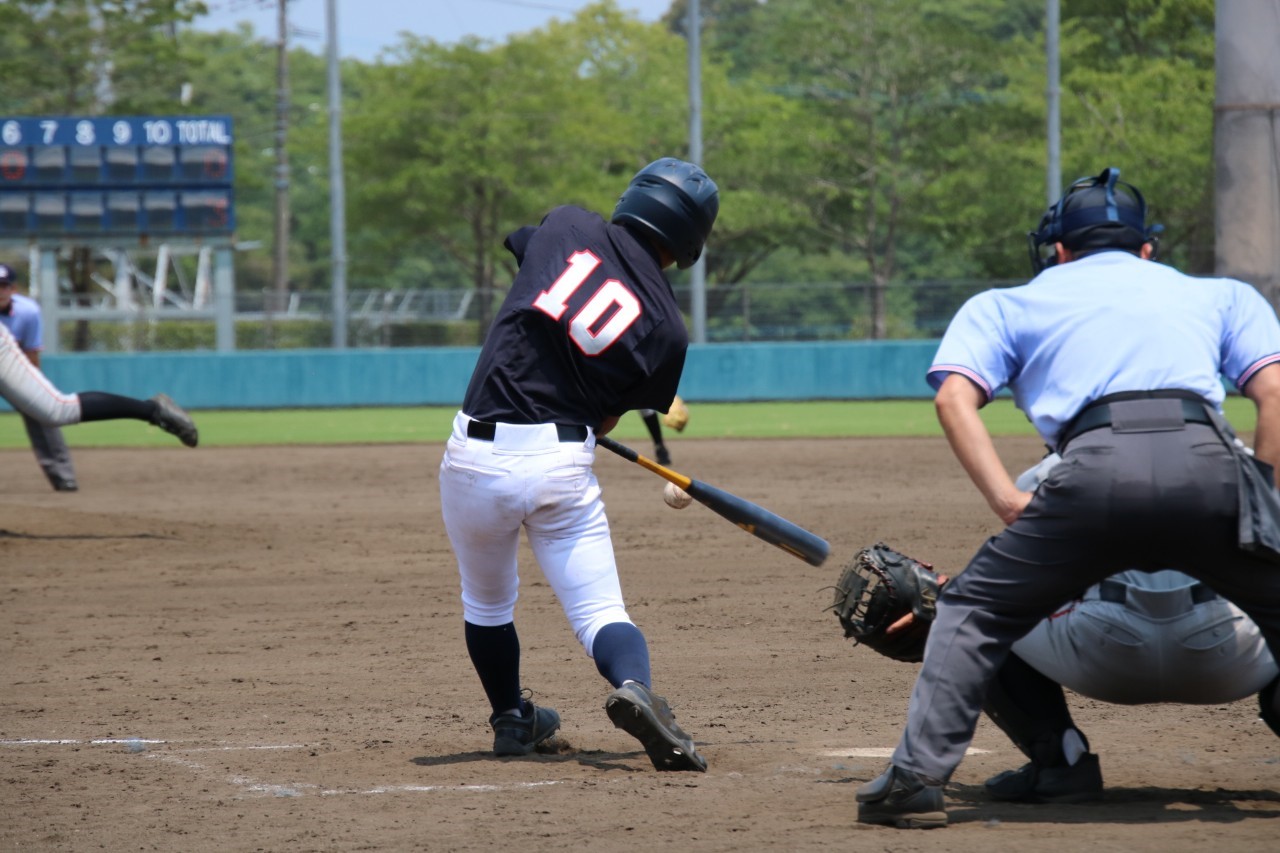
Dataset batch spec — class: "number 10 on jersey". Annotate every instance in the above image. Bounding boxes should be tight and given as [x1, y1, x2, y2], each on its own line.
[534, 251, 642, 356]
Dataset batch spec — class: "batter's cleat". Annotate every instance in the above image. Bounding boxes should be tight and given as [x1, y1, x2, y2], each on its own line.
[856, 764, 947, 829]
[984, 753, 1103, 803]
[605, 681, 706, 771]
[490, 701, 560, 756]
[655, 445, 671, 466]
[149, 394, 199, 448]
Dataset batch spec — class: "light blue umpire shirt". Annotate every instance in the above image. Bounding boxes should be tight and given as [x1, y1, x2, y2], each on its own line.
[0, 292, 44, 352]
[927, 250, 1280, 447]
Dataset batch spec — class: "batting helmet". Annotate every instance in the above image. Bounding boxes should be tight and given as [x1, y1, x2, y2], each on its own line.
[0, 263, 15, 285]
[612, 158, 719, 269]
[1027, 167, 1162, 274]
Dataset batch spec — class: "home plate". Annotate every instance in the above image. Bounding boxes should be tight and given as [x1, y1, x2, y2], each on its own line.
[822, 747, 990, 758]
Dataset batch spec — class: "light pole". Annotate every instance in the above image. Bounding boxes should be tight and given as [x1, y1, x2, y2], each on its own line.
[687, 0, 706, 343]
[326, 0, 348, 348]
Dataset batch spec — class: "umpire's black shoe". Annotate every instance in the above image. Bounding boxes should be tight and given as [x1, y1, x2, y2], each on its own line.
[984, 753, 1103, 803]
[856, 764, 947, 828]
[52, 479, 79, 492]
[149, 394, 199, 448]
[605, 681, 706, 771]
[490, 701, 561, 756]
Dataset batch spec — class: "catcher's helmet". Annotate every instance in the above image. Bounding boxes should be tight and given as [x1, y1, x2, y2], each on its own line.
[1027, 167, 1162, 273]
[612, 157, 719, 269]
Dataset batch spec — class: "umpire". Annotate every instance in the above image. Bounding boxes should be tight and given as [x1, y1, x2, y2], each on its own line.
[857, 167, 1280, 828]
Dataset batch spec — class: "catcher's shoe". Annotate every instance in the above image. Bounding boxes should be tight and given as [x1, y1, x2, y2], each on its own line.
[149, 394, 199, 447]
[856, 764, 947, 829]
[984, 753, 1103, 803]
[605, 682, 706, 772]
[654, 444, 671, 466]
[490, 701, 560, 756]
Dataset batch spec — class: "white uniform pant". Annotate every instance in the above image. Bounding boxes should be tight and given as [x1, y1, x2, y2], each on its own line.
[438, 412, 631, 656]
[0, 323, 80, 426]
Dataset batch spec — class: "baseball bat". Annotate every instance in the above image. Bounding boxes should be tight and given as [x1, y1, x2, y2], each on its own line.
[595, 434, 830, 567]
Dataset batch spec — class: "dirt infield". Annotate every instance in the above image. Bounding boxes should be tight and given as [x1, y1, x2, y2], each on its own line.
[2, 436, 1277, 852]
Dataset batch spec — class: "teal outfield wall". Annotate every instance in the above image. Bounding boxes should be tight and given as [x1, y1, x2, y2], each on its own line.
[11, 340, 944, 411]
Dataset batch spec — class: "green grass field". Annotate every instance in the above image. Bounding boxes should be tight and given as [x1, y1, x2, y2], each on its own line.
[0, 396, 1258, 449]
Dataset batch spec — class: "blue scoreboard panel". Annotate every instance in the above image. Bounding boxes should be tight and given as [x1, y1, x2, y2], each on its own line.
[0, 115, 235, 241]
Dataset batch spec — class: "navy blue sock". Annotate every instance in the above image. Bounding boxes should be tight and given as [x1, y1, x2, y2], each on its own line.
[592, 622, 651, 688]
[77, 391, 154, 423]
[464, 621, 522, 716]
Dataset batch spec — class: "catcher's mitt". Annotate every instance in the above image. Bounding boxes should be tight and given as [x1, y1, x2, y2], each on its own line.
[662, 395, 690, 432]
[829, 542, 943, 663]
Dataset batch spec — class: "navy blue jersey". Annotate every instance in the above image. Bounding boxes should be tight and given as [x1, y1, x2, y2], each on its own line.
[462, 205, 688, 428]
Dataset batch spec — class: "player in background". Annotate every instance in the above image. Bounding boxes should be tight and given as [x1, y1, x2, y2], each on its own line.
[0, 263, 78, 490]
[0, 321, 198, 452]
[439, 158, 718, 770]
[638, 409, 671, 464]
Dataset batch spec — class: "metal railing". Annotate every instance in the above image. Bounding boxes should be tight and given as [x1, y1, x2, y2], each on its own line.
[47, 279, 1015, 351]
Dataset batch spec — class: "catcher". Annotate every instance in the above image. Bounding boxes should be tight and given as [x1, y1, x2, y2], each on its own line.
[831, 456, 1279, 804]
[638, 394, 688, 465]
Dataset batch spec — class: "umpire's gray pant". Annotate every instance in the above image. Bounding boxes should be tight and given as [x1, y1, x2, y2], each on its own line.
[892, 417, 1280, 781]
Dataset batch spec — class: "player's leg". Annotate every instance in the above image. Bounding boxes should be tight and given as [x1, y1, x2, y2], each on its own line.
[22, 415, 78, 491]
[525, 454, 704, 771]
[0, 330, 81, 425]
[1183, 549, 1280, 743]
[439, 418, 559, 754]
[980, 652, 1101, 802]
[860, 436, 1136, 827]
[638, 409, 669, 465]
[77, 392, 198, 447]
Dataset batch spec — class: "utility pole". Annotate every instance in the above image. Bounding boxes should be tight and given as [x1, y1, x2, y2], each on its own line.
[326, 0, 348, 348]
[1214, 0, 1280, 304]
[271, 0, 291, 333]
[1046, 0, 1061, 204]
[687, 0, 706, 344]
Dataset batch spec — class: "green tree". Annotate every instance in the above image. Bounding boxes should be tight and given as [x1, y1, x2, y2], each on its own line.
[921, 0, 1216, 278]
[0, 0, 207, 114]
[343, 1, 794, 341]
[0, 0, 209, 351]
[740, 0, 1009, 338]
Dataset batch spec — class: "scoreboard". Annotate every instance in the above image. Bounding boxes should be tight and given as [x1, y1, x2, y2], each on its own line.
[0, 115, 235, 242]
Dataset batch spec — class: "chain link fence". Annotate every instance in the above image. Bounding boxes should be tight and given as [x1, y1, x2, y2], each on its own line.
[51, 279, 1015, 351]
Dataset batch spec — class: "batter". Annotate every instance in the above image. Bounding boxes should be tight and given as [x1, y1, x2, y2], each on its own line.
[439, 158, 719, 771]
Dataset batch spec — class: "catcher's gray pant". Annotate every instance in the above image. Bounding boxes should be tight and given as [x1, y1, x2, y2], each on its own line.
[1013, 571, 1278, 705]
[892, 416, 1280, 782]
[22, 415, 77, 489]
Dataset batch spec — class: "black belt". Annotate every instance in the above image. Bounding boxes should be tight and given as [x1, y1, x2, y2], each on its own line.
[1098, 578, 1218, 605]
[1059, 392, 1212, 448]
[466, 420, 588, 443]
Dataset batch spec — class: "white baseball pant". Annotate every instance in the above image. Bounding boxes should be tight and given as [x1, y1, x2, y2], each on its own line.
[438, 412, 633, 656]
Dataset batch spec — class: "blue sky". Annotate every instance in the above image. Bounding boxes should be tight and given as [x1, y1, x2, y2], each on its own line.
[195, 0, 677, 61]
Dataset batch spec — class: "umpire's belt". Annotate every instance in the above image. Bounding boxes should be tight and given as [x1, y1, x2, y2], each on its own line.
[466, 420, 588, 443]
[1096, 578, 1218, 619]
[1059, 392, 1212, 450]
